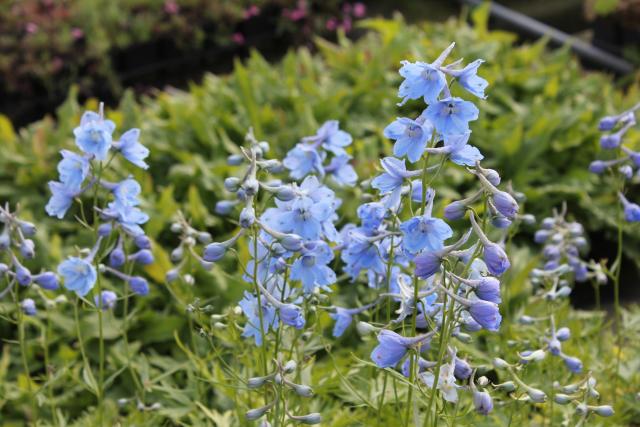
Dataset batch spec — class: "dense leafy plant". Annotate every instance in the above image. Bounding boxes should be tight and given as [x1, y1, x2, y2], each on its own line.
[1, 8, 640, 426]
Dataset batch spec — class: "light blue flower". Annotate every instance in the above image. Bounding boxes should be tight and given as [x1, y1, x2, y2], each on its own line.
[324, 155, 357, 186]
[442, 132, 483, 166]
[73, 111, 115, 161]
[239, 291, 278, 345]
[115, 128, 149, 169]
[57, 150, 90, 190]
[113, 178, 142, 206]
[619, 192, 640, 222]
[330, 307, 354, 338]
[400, 214, 453, 254]
[384, 116, 434, 163]
[290, 241, 336, 293]
[102, 202, 149, 236]
[283, 144, 324, 180]
[280, 303, 305, 329]
[448, 59, 488, 99]
[357, 202, 386, 231]
[424, 97, 479, 135]
[340, 228, 386, 280]
[303, 120, 353, 156]
[371, 157, 416, 194]
[398, 61, 447, 105]
[58, 256, 97, 297]
[371, 330, 430, 368]
[45, 181, 78, 219]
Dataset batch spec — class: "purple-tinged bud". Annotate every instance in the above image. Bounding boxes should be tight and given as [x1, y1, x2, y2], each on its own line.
[242, 178, 260, 197]
[280, 304, 305, 329]
[246, 404, 272, 421]
[16, 265, 32, 286]
[593, 405, 614, 417]
[556, 327, 571, 341]
[224, 177, 241, 192]
[290, 413, 321, 424]
[554, 394, 573, 404]
[473, 390, 493, 415]
[475, 277, 501, 303]
[236, 188, 247, 202]
[527, 388, 547, 403]
[239, 206, 256, 228]
[279, 234, 303, 252]
[109, 247, 126, 268]
[620, 165, 633, 179]
[0, 228, 10, 251]
[166, 269, 179, 282]
[562, 355, 582, 373]
[171, 245, 184, 262]
[600, 133, 621, 149]
[129, 277, 149, 296]
[482, 168, 501, 186]
[415, 251, 441, 279]
[491, 215, 511, 229]
[134, 234, 151, 249]
[94, 290, 117, 310]
[203, 243, 226, 262]
[548, 338, 561, 355]
[543, 260, 559, 270]
[34, 272, 59, 290]
[482, 242, 510, 276]
[215, 200, 237, 215]
[492, 191, 519, 219]
[541, 217, 555, 229]
[555, 286, 572, 298]
[468, 300, 501, 331]
[20, 239, 35, 259]
[519, 315, 535, 325]
[291, 383, 314, 397]
[588, 160, 607, 174]
[543, 245, 561, 260]
[21, 298, 37, 316]
[227, 154, 244, 165]
[130, 249, 154, 265]
[197, 232, 212, 244]
[534, 230, 550, 243]
[598, 115, 619, 131]
[0, 263, 8, 276]
[520, 214, 536, 225]
[98, 223, 113, 237]
[275, 186, 296, 202]
[453, 357, 472, 380]
[18, 220, 36, 236]
[444, 201, 466, 220]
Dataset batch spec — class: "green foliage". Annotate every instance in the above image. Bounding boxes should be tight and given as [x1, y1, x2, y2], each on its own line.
[1, 13, 639, 426]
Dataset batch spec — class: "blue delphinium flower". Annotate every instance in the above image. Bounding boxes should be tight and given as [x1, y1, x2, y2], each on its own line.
[102, 202, 150, 236]
[473, 390, 494, 415]
[371, 157, 419, 194]
[384, 116, 434, 163]
[330, 307, 354, 338]
[113, 128, 149, 169]
[441, 132, 483, 166]
[34, 272, 59, 290]
[340, 229, 386, 279]
[279, 303, 305, 329]
[95, 290, 117, 310]
[58, 256, 97, 297]
[447, 59, 488, 99]
[370, 329, 430, 368]
[619, 192, 640, 222]
[57, 150, 90, 189]
[423, 97, 479, 136]
[238, 291, 278, 345]
[290, 241, 336, 293]
[45, 181, 79, 219]
[398, 61, 447, 105]
[112, 178, 142, 207]
[357, 202, 386, 231]
[561, 354, 583, 373]
[468, 300, 501, 331]
[324, 155, 357, 187]
[400, 213, 452, 254]
[303, 120, 352, 156]
[283, 144, 324, 180]
[73, 110, 115, 160]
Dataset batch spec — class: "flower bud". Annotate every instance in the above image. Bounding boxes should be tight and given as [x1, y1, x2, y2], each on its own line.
[166, 269, 179, 283]
[356, 321, 376, 336]
[171, 246, 184, 262]
[18, 221, 36, 236]
[203, 243, 226, 262]
[227, 154, 244, 165]
[473, 390, 493, 415]
[215, 200, 237, 215]
[444, 201, 466, 221]
[600, 133, 621, 149]
[275, 186, 296, 202]
[533, 230, 550, 244]
[98, 223, 113, 237]
[520, 214, 536, 225]
[0, 263, 8, 276]
[95, 290, 117, 310]
[34, 272, 59, 290]
[553, 394, 572, 404]
[492, 191, 519, 219]
[598, 115, 618, 131]
[518, 315, 535, 325]
[21, 298, 37, 316]
[548, 338, 561, 355]
[494, 381, 516, 392]
[593, 405, 614, 417]
[588, 160, 607, 174]
[240, 206, 256, 228]
[562, 355, 582, 373]
[555, 327, 570, 341]
[482, 168, 501, 186]
[291, 383, 314, 397]
[526, 387, 547, 403]
[482, 242, 510, 276]
[246, 403, 272, 421]
[16, 265, 32, 286]
[493, 358, 510, 369]
[247, 375, 271, 389]
[477, 376, 489, 387]
[279, 234, 303, 252]
[20, 239, 35, 259]
[109, 247, 126, 268]
[283, 360, 297, 373]
[0, 228, 11, 251]
[130, 249, 154, 265]
[129, 277, 149, 296]
[290, 413, 322, 425]
[197, 232, 212, 244]
[491, 215, 511, 229]
[170, 222, 183, 233]
[224, 177, 241, 192]
[242, 178, 260, 197]
[134, 234, 151, 250]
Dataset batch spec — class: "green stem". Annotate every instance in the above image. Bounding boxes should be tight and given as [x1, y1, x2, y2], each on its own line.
[14, 285, 36, 420]
[44, 308, 59, 426]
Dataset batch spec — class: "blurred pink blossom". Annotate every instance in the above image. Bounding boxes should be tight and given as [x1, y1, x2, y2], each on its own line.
[353, 2, 366, 18]
[71, 27, 84, 40]
[25, 22, 38, 34]
[164, 0, 179, 14]
[232, 32, 245, 45]
[326, 17, 338, 31]
[283, 0, 307, 21]
[244, 5, 260, 19]
[341, 17, 352, 33]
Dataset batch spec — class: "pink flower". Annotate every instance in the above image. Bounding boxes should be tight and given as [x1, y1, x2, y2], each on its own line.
[164, 0, 179, 14]
[25, 22, 38, 34]
[71, 27, 84, 40]
[244, 5, 260, 19]
[341, 17, 352, 33]
[353, 2, 366, 18]
[326, 18, 338, 31]
[232, 32, 245, 45]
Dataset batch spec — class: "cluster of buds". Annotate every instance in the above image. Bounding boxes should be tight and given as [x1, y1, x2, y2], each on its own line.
[166, 211, 215, 284]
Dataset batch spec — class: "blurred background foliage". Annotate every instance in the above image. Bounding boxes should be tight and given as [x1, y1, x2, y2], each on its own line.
[2, 5, 640, 425]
